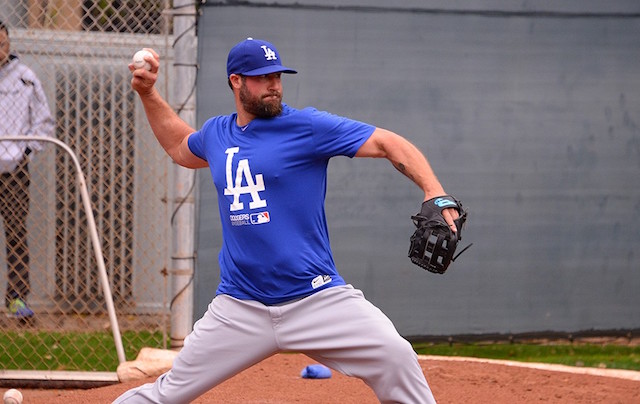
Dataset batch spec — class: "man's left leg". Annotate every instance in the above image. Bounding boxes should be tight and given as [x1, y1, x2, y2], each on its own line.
[277, 285, 436, 404]
[2, 162, 32, 317]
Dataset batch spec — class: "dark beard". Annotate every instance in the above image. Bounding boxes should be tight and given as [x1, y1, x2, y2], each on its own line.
[239, 82, 283, 118]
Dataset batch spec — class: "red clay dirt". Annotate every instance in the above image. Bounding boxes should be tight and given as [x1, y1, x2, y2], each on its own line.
[7, 353, 640, 403]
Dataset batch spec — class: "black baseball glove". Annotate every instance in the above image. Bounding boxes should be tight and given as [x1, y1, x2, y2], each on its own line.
[408, 195, 471, 274]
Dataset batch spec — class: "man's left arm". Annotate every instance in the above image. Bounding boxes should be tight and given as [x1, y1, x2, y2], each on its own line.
[25, 76, 55, 153]
[355, 127, 459, 230]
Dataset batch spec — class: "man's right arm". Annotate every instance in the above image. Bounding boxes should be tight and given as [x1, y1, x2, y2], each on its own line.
[130, 48, 207, 169]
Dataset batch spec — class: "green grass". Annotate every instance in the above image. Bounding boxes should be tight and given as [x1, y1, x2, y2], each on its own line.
[413, 342, 640, 371]
[2, 331, 640, 372]
[0, 330, 163, 371]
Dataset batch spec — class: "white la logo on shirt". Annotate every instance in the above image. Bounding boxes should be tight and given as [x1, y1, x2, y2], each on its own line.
[261, 45, 277, 61]
[224, 147, 267, 212]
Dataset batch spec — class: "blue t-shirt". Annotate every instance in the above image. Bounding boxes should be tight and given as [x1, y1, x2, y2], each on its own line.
[188, 104, 375, 304]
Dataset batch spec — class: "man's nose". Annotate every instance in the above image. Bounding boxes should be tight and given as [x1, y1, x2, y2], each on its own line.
[267, 76, 281, 89]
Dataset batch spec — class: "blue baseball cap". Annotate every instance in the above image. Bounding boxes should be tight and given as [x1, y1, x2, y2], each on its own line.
[226, 38, 297, 77]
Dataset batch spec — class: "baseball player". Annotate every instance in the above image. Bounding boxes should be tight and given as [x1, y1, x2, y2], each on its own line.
[115, 38, 460, 404]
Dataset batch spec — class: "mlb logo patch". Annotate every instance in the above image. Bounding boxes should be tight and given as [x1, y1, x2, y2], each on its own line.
[250, 211, 270, 224]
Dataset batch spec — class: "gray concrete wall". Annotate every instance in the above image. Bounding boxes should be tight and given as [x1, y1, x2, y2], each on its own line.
[193, 1, 640, 337]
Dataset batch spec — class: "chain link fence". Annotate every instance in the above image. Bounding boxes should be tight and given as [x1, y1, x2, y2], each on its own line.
[0, 0, 179, 371]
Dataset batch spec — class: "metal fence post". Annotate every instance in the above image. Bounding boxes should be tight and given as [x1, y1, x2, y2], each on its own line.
[168, 0, 198, 349]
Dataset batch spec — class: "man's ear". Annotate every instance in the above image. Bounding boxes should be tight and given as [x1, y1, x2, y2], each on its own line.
[229, 74, 242, 89]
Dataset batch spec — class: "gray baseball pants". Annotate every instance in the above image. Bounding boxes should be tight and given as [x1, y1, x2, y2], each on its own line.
[113, 285, 436, 403]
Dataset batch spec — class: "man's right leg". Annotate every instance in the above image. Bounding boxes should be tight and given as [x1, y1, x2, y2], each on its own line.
[113, 295, 279, 403]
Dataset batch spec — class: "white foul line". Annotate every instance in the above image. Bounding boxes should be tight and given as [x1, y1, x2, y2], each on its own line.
[418, 355, 640, 381]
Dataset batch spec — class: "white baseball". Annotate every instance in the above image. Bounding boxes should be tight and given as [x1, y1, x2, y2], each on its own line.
[132, 49, 153, 71]
[3, 389, 23, 404]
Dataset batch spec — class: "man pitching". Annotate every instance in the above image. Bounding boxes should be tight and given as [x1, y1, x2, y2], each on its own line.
[115, 38, 460, 403]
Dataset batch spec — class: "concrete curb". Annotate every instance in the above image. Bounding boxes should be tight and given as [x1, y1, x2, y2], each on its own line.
[0, 370, 118, 389]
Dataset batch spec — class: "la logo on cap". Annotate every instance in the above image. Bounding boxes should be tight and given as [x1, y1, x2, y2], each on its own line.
[261, 45, 277, 61]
